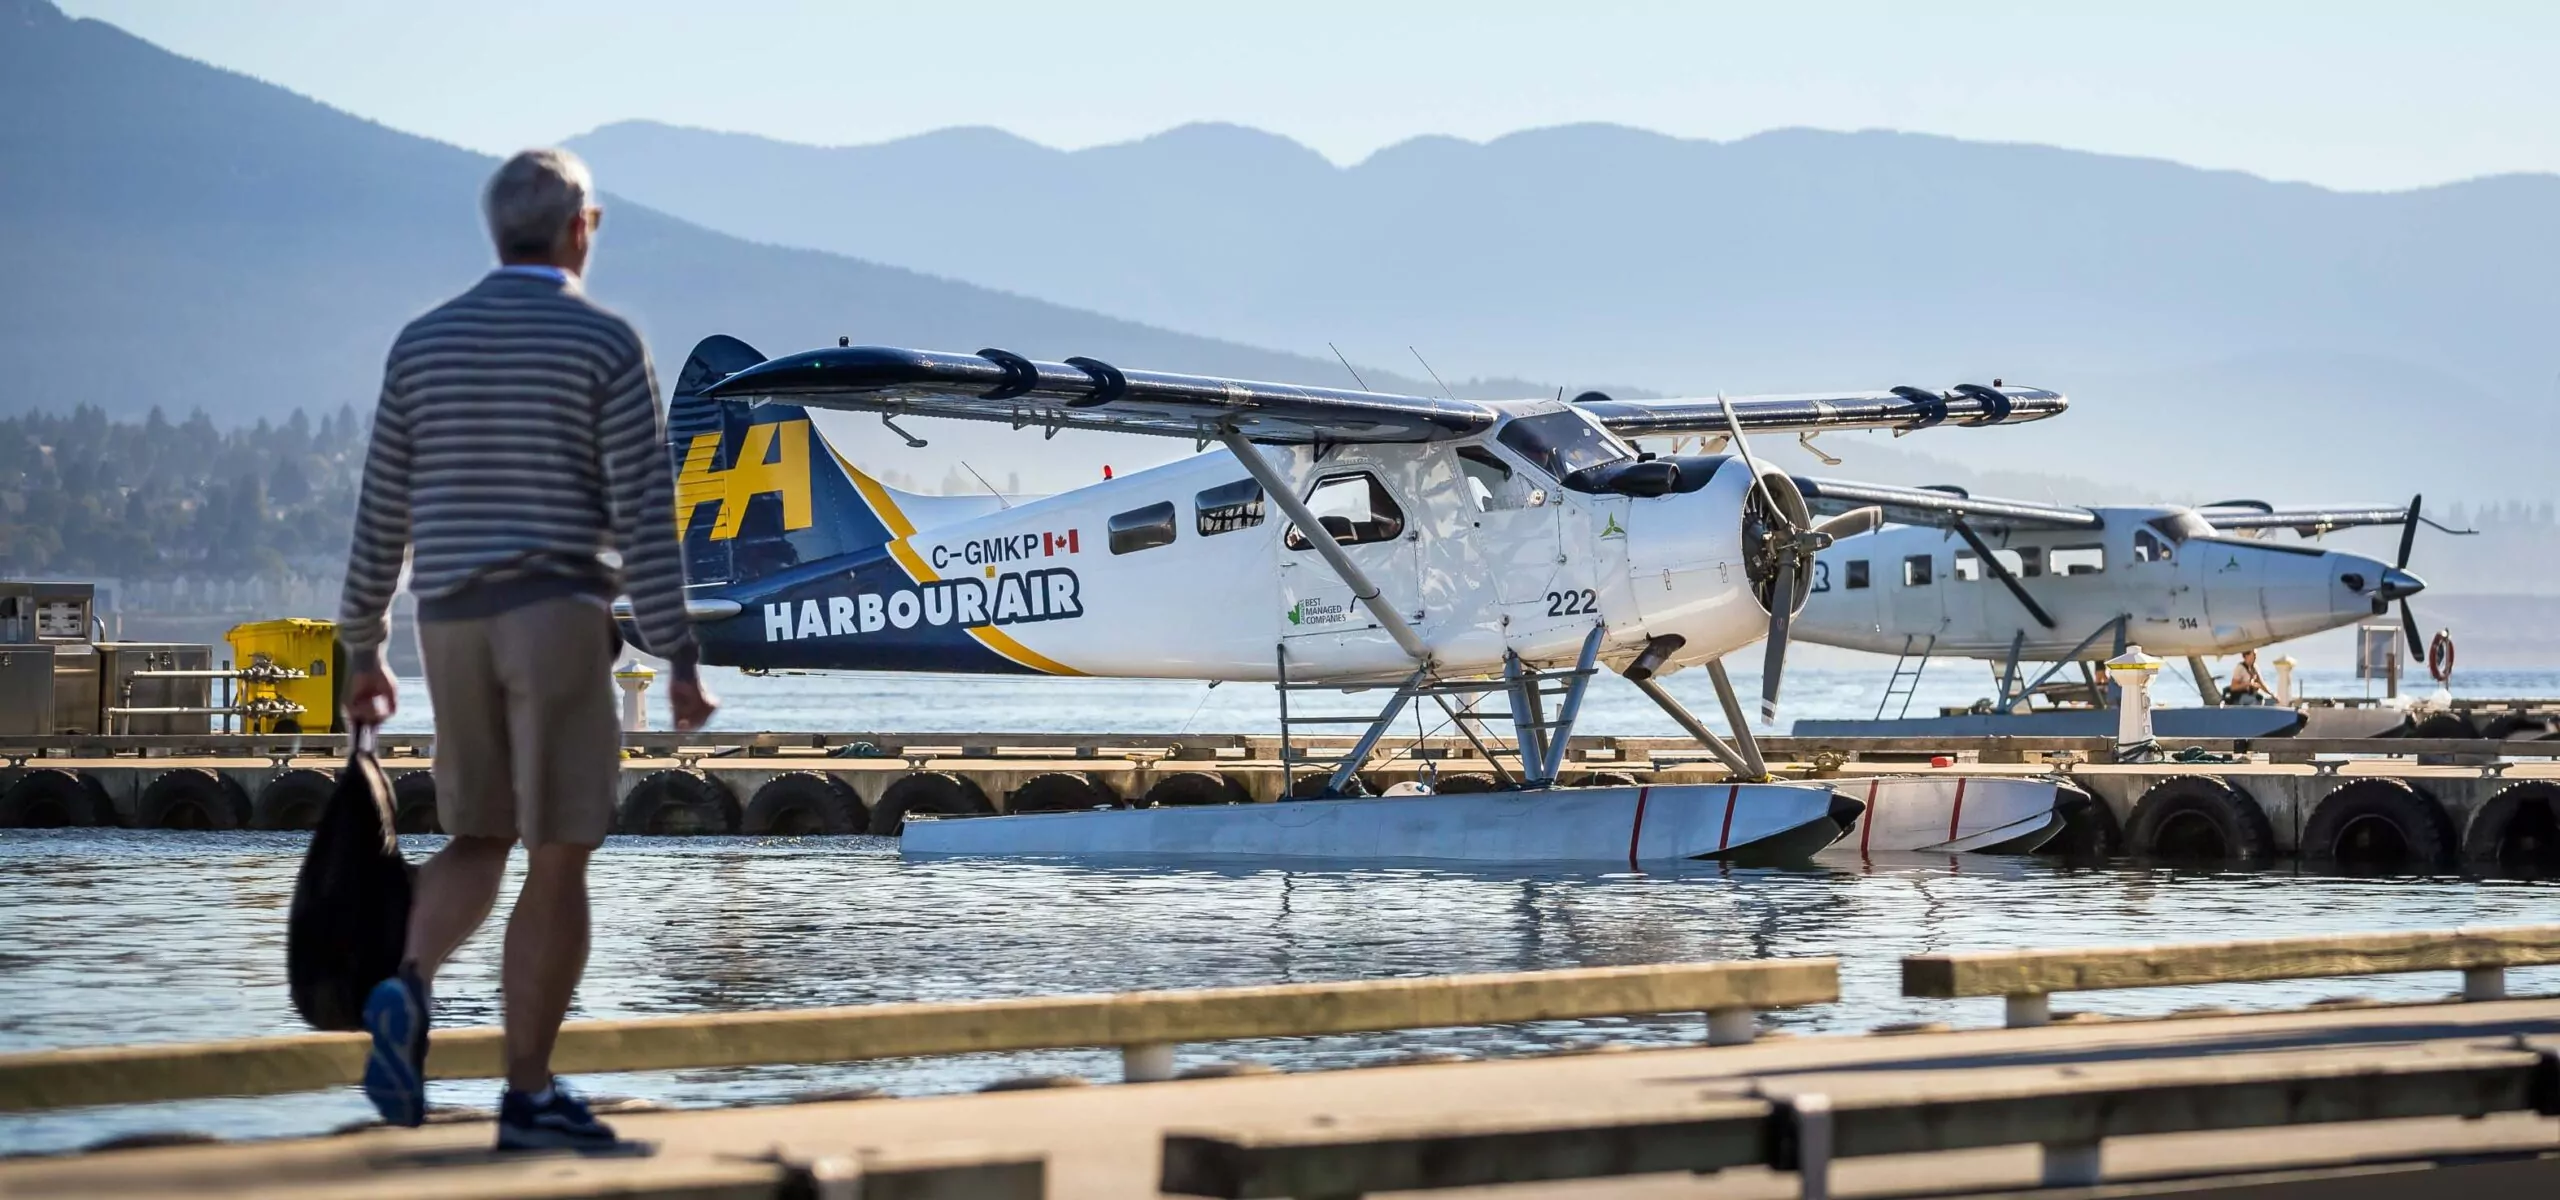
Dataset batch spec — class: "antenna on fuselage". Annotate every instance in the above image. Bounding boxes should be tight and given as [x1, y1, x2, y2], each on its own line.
[1408, 346, 1458, 402]
[959, 460, 1010, 509]
[1327, 343, 1370, 391]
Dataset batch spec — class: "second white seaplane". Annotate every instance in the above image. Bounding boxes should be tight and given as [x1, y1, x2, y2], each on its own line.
[647, 336, 2079, 864]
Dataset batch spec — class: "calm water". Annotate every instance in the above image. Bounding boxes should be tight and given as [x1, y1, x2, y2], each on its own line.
[5, 665, 2558, 1155]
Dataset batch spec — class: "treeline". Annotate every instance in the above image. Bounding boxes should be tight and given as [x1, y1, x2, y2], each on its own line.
[0, 405, 367, 581]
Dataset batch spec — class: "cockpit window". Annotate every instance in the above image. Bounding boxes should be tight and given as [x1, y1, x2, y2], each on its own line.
[2132, 527, 2174, 564]
[1495, 411, 1632, 479]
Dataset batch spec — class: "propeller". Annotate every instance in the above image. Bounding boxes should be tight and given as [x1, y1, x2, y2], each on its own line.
[1714, 394, 1880, 724]
[2385, 493, 2429, 657]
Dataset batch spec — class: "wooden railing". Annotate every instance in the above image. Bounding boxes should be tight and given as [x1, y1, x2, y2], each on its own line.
[0, 959, 1836, 1112]
[1903, 923, 2560, 1027]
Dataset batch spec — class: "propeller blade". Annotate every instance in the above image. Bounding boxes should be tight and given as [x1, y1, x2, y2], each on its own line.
[2396, 493, 2422, 570]
[2402, 598, 2424, 659]
[1813, 505, 1883, 542]
[1761, 553, 1796, 724]
[1714, 391, 1791, 531]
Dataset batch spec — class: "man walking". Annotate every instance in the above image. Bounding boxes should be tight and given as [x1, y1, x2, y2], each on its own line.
[337, 148, 715, 1150]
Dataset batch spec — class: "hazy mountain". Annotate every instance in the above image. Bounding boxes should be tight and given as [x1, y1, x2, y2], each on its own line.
[0, 0, 1542, 491]
[569, 119, 2560, 502]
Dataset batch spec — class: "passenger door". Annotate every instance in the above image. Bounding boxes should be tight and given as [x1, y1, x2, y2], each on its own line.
[1278, 470, 1425, 675]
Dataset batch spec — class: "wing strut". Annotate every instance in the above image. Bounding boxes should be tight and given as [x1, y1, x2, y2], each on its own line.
[1219, 429, 1430, 663]
[1950, 518, 2057, 630]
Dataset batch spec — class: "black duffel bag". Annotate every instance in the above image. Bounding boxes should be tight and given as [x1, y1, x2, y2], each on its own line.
[286, 727, 414, 1030]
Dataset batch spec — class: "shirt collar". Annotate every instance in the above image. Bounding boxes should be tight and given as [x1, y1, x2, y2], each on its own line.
[492, 264, 574, 286]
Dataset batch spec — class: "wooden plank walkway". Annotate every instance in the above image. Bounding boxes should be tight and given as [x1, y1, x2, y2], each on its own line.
[7, 996, 2558, 1199]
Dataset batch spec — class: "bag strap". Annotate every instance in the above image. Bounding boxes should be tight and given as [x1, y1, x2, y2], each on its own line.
[351, 722, 377, 758]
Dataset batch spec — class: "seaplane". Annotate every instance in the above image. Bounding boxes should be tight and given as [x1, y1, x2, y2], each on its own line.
[643, 335, 2080, 865]
[1779, 481, 2472, 738]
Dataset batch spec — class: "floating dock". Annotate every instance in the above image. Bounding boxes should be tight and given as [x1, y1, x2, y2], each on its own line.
[4, 924, 2558, 1198]
[6, 730, 2560, 868]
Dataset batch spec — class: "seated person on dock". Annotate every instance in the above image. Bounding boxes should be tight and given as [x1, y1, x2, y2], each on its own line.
[2222, 649, 2274, 706]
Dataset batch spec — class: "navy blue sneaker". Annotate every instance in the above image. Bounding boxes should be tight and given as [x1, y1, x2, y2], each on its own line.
[359, 965, 429, 1127]
[496, 1079, 619, 1151]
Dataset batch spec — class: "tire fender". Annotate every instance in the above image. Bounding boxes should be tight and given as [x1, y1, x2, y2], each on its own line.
[742, 771, 867, 836]
[1142, 771, 1248, 807]
[2125, 775, 2273, 862]
[0, 768, 112, 828]
[617, 769, 739, 836]
[2301, 778, 2451, 869]
[391, 771, 442, 835]
[2463, 781, 2560, 872]
[871, 771, 994, 835]
[1008, 771, 1117, 814]
[252, 768, 337, 831]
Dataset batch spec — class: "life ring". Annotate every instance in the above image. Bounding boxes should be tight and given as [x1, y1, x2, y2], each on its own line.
[1007, 771, 1118, 814]
[136, 768, 251, 830]
[2428, 631, 2456, 684]
[0, 768, 112, 828]
[2460, 781, 2560, 874]
[742, 771, 867, 836]
[870, 771, 994, 835]
[2301, 778, 2452, 872]
[2124, 775, 2273, 862]
[1142, 771, 1249, 807]
[615, 769, 739, 836]
[251, 768, 337, 831]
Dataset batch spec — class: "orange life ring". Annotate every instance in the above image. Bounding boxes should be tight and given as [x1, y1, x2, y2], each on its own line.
[2427, 630, 2456, 683]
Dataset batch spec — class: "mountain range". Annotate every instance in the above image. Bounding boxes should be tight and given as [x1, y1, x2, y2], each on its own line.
[564, 119, 2560, 502]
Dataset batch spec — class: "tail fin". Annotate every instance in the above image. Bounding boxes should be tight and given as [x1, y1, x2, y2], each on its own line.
[669, 335, 905, 585]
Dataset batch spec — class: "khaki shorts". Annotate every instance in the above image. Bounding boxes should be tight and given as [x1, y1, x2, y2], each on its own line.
[418, 595, 622, 847]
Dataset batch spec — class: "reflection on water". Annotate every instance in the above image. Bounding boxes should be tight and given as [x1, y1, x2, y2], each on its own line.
[2, 828, 2555, 1154]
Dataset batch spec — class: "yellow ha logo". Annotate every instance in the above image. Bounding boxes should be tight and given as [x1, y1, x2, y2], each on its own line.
[676, 420, 813, 541]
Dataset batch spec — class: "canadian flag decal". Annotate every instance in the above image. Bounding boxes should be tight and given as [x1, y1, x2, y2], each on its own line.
[1044, 530, 1081, 556]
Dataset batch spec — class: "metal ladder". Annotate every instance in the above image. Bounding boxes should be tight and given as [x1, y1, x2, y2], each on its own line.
[1876, 633, 1936, 719]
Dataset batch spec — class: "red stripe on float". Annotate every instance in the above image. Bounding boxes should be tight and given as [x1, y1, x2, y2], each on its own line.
[1627, 786, 1651, 869]
[1859, 778, 1881, 857]
[1947, 776, 1969, 843]
[1717, 783, 1740, 851]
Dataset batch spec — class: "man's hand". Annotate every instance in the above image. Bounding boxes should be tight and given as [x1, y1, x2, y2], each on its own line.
[670, 676, 718, 732]
[345, 665, 398, 726]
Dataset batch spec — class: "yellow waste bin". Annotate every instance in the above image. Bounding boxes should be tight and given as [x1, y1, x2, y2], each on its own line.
[225, 618, 342, 734]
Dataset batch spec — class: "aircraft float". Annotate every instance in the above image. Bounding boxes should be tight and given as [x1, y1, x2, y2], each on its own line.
[636, 335, 2079, 865]
[1782, 481, 2472, 737]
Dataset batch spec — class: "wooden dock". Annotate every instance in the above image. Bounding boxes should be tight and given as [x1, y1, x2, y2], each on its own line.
[6, 926, 2560, 1198]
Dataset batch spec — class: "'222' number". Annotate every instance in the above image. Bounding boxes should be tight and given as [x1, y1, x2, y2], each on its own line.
[1546, 588, 1599, 617]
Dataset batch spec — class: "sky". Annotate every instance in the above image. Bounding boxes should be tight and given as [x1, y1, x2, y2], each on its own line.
[53, 0, 2560, 193]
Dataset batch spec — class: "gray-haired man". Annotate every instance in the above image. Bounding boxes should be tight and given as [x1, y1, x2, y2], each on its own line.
[338, 148, 716, 1150]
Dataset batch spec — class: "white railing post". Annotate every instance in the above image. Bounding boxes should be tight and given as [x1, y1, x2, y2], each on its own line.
[1707, 1006, 1758, 1046]
[1121, 1042, 1176, 1082]
[2005, 992, 2051, 1028]
[2462, 966, 2507, 1001]
[2041, 1140, 2104, 1186]
[1790, 1093, 1833, 1200]
[613, 660, 655, 732]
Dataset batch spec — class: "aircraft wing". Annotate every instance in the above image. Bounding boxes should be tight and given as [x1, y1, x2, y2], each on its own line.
[1582, 383, 2066, 438]
[2194, 503, 2416, 535]
[701, 344, 1496, 444]
[1791, 478, 2102, 530]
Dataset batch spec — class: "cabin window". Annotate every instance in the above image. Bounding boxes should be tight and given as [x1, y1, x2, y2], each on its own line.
[2132, 527, 2174, 563]
[1996, 547, 2037, 577]
[1195, 479, 1264, 536]
[1455, 446, 1523, 511]
[1495, 411, 1631, 479]
[2052, 544, 2105, 575]
[1953, 551, 1982, 582]
[1108, 501, 1178, 555]
[1286, 473, 1407, 549]
[1902, 554, 1933, 586]
[1845, 559, 1870, 589]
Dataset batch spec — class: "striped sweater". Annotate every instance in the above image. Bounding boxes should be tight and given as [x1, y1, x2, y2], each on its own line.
[338, 270, 697, 666]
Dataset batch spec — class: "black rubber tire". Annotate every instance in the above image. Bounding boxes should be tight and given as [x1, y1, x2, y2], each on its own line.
[2037, 783, 2123, 859]
[1431, 772, 1502, 794]
[2410, 712, 2479, 740]
[1564, 771, 1641, 788]
[251, 768, 336, 831]
[2301, 778, 2453, 873]
[2464, 781, 2560, 875]
[871, 771, 995, 835]
[135, 768, 250, 831]
[0, 768, 112, 828]
[616, 769, 740, 836]
[1008, 771, 1117, 814]
[1143, 771, 1247, 807]
[1287, 773, 1372, 800]
[391, 771, 442, 835]
[2125, 775, 2273, 863]
[742, 771, 866, 836]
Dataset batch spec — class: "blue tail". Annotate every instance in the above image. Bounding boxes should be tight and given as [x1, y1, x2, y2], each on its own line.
[669, 335, 903, 585]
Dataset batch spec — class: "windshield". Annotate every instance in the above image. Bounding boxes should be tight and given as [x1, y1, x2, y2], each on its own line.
[1496, 411, 1632, 478]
